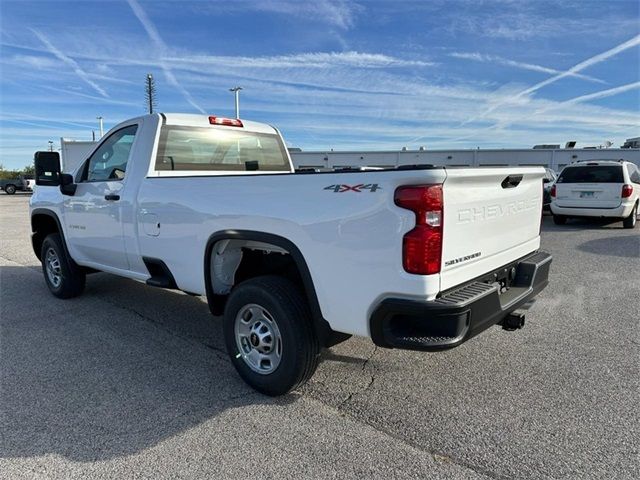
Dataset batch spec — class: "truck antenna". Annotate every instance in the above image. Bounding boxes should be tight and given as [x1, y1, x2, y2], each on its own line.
[146, 73, 157, 114]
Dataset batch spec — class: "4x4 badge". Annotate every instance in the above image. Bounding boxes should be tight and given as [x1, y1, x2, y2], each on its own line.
[324, 184, 381, 193]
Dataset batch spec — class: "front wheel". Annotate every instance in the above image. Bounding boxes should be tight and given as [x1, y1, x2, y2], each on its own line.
[553, 215, 567, 225]
[223, 275, 320, 396]
[5, 184, 16, 195]
[41, 233, 86, 298]
[622, 204, 637, 229]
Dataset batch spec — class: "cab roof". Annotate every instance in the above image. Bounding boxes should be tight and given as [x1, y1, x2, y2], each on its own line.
[161, 113, 278, 135]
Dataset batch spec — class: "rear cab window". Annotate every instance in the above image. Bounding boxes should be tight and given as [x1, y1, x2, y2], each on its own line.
[557, 165, 624, 184]
[154, 126, 291, 174]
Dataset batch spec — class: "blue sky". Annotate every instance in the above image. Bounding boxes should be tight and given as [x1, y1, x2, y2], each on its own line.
[0, 0, 639, 169]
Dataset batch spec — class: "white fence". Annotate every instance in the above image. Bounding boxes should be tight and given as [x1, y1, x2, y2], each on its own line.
[291, 148, 640, 172]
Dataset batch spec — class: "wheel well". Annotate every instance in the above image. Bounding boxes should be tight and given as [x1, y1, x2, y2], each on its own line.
[236, 248, 303, 288]
[208, 239, 302, 311]
[204, 232, 346, 347]
[31, 213, 60, 260]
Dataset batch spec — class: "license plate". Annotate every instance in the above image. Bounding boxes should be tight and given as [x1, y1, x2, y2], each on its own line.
[580, 191, 595, 198]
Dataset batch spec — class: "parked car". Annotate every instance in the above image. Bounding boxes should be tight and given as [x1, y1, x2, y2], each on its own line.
[550, 160, 639, 228]
[542, 168, 557, 211]
[0, 176, 30, 194]
[23, 175, 35, 191]
[30, 113, 551, 395]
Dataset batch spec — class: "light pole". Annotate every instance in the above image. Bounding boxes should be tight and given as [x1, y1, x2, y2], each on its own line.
[48, 141, 53, 152]
[229, 87, 242, 118]
[96, 116, 104, 138]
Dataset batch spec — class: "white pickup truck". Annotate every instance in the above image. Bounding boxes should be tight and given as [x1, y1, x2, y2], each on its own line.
[30, 113, 551, 395]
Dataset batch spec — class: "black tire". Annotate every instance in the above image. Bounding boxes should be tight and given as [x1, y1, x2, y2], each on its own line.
[5, 184, 16, 195]
[41, 233, 86, 298]
[223, 275, 320, 396]
[622, 203, 637, 229]
[553, 215, 567, 225]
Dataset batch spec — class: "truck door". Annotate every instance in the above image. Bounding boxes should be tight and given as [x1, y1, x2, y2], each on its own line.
[63, 124, 138, 271]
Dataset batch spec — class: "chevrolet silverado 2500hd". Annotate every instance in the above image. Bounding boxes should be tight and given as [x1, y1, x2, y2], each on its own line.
[30, 113, 551, 395]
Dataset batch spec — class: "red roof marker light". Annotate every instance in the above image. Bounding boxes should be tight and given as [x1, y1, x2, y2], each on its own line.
[209, 116, 243, 127]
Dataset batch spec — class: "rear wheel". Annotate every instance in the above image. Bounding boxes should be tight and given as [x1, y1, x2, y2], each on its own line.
[622, 204, 637, 229]
[41, 233, 86, 298]
[553, 215, 567, 225]
[223, 275, 320, 396]
[5, 184, 16, 195]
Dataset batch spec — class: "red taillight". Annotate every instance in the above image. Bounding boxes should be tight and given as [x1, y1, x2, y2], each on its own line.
[550, 185, 556, 197]
[209, 116, 243, 127]
[394, 185, 443, 275]
[622, 184, 633, 198]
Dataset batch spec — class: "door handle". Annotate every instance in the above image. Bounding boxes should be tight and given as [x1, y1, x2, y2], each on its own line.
[104, 194, 120, 201]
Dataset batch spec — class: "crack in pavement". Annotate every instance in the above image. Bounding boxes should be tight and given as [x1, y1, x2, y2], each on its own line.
[337, 345, 378, 410]
[303, 391, 503, 480]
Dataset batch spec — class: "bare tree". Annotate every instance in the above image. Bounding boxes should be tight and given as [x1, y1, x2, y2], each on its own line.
[145, 73, 157, 114]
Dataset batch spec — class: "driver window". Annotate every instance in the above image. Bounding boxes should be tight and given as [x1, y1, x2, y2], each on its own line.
[84, 125, 138, 181]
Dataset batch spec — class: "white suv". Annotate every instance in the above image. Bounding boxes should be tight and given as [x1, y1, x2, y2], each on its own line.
[550, 160, 639, 228]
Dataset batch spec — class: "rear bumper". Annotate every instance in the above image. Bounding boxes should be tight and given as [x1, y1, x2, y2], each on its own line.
[370, 251, 552, 351]
[550, 202, 634, 218]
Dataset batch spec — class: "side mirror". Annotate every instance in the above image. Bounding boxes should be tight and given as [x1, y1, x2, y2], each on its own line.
[34, 151, 61, 186]
[543, 178, 551, 184]
[60, 173, 77, 196]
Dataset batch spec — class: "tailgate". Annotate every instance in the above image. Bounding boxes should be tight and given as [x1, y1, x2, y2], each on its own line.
[555, 182, 622, 208]
[440, 167, 544, 291]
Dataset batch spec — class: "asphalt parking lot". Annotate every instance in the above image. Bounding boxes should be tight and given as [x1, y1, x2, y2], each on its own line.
[1, 193, 638, 479]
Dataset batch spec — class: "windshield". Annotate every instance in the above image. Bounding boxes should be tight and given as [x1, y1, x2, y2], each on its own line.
[557, 165, 623, 183]
[155, 126, 290, 172]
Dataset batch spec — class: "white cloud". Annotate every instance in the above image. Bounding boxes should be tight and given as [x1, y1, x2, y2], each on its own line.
[165, 51, 434, 69]
[1, 20, 637, 157]
[11, 38, 632, 146]
[260, 0, 361, 29]
[520, 34, 640, 97]
[461, 34, 640, 125]
[535, 81, 640, 113]
[38, 85, 140, 107]
[450, 52, 605, 84]
[30, 29, 109, 98]
[126, 0, 205, 113]
[445, 9, 639, 41]
[0, 112, 95, 129]
[10, 54, 59, 70]
[197, 0, 363, 30]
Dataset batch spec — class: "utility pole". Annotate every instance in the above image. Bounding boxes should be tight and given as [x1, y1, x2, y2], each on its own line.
[229, 86, 242, 118]
[145, 73, 157, 114]
[96, 116, 104, 138]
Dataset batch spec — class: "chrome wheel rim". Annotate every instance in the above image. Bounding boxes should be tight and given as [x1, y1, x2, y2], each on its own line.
[45, 247, 62, 288]
[234, 304, 282, 375]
